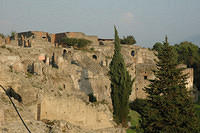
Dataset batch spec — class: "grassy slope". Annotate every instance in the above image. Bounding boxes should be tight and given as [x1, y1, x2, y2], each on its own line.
[127, 110, 140, 133]
[127, 104, 200, 133]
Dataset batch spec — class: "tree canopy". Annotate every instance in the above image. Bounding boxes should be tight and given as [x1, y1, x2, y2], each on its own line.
[153, 41, 200, 90]
[120, 35, 136, 45]
[141, 37, 200, 133]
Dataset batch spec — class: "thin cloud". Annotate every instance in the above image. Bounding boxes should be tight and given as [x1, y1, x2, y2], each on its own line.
[121, 12, 134, 24]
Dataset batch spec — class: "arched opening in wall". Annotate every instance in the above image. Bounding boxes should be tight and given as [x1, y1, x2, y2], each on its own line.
[63, 49, 67, 57]
[99, 41, 104, 45]
[144, 76, 148, 80]
[92, 55, 97, 60]
[42, 36, 46, 39]
[131, 50, 135, 56]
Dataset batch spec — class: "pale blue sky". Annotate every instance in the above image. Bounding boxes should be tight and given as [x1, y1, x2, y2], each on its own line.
[0, 0, 200, 47]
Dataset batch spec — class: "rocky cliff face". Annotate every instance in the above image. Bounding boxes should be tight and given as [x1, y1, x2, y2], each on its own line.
[0, 44, 127, 133]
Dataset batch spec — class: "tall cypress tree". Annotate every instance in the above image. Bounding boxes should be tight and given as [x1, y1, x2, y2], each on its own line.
[109, 26, 134, 127]
[141, 37, 199, 133]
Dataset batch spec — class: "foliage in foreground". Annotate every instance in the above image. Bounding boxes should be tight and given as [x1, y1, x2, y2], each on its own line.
[109, 26, 134, 127]
[141, 37, 200, 133]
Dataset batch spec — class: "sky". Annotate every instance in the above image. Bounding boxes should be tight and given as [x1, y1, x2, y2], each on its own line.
[0, 0, 200, 47]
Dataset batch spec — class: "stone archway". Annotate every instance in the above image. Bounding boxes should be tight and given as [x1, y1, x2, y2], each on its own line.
[131, 50, 135, 56]
[92, 55, 97, 60]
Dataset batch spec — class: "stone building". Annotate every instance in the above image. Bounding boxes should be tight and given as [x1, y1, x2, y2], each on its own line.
[52, 32, 99, 46]
[17, 31, 51, 47]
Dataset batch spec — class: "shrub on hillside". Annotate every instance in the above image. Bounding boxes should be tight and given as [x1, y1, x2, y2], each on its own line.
[60, 37, 91, 48]
[77, 39, 91, 48]
[60, 37, 78, 46]
[120, 35, 136, 45]
[0, 33, 5, 38]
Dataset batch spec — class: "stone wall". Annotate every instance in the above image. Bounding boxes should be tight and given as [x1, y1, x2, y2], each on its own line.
[54, 32, 99, 45]
[5, 37, 10, 44]
[50, 33, 56, 44]
[98, 39, 114, 45]
[0, 37, 5, 45]
[54, 32, 67, 44]
[17, 31, 51, 47]
[0, 109, 4, 128]
[39, 95, 114, 130]
[67, 32, 98, 45]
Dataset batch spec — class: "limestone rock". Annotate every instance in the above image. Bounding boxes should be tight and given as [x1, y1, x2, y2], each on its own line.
[12, 62, 25, 73]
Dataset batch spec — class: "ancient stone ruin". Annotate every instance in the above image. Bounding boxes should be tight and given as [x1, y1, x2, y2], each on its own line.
[0, 31, 197, 133]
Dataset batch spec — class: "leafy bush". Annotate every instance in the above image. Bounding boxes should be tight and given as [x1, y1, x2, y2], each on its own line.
[77, 39, 91, 48]
[120, 35, 136, 45]
[10, 31, 16, 40]
[129, 98, 148, 116]
[90, 47, 94, 51]
[88, 93, 97, 103]
[0, 33, 5, 38]
[0, 45, 6, 48]
[127, 110, 141, 133]
[60, 38, 78, 46]
[60, 37, 91, 48]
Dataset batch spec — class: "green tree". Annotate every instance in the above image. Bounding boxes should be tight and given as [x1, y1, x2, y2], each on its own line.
[120, 35, 136, 45]
[174, 41, 200, 89]
[10, 31, 16, 40]
[152, 42, 163, 52]
[109, 26, 134, 127]
[141, 37, 199, 133]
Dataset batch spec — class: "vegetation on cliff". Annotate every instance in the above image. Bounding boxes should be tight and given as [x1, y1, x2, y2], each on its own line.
[120, 35, 136, 45]
[109, 26, 134, 127]
[141, 37, 200, 132]
[0, 33, 5, 38]
[60, 37, 91, 48]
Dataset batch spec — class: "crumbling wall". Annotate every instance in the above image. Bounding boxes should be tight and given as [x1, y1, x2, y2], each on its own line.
[0, 109, 4, 127]
[0, 37, 5, 45]
[66, 32, 98, 45]
[39, 95, 114, 130]
[54, 32, 99, 45]
[134, 64, 156, 99]
[17, 31, 51, 47]
[50, 33, 56, 44]
[98, 39, 114, 45]
[184, 68, 194, 90]
[5, 37, 10, 44]
[54, 33, 67, 45]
